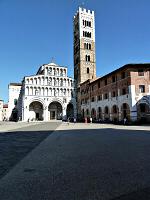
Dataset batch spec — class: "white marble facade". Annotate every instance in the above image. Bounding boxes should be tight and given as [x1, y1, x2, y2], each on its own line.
[18, 62, 76, 121]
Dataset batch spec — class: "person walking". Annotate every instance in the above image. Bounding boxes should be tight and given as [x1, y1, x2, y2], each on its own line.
[90, 117, 92, 124]
[123, 117, 127, 125]
[74, 117, 76, 124]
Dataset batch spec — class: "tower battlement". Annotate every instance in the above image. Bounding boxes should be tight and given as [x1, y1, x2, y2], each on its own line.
[74, 7, 94, 18]
[79, 7, 94, 15]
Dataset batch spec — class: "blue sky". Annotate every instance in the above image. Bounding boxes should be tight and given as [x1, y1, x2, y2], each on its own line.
[0, 0, 150, 102]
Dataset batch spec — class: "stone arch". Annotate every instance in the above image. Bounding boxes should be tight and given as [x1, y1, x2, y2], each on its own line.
[56, 68, 59, 76]
[34, 78, 37, 85]
[30, 78, 33, 84]
[66, 103, 74, 119]
[57, 78, 59, 86]
[137, 103, 150, 122]
[60, 69, 63, 76]
[26, 86, 29, 95]
[104, 106, 110, 120]
[38, 77, 41, 85]
[53, 68, 56, 76]
[45, 87, 48, 96]
[41, 87, 44, 96]
[97, 107, 102, 119]
[67, 79, 70, 87]
[48, 101, 62, 120]
[38, 87, 41, 95]
[64, 69, 66, 76]
[121, 103, 130, 120]
[29, 101, 44, 121]
[49, 88, 52, 96]
[111, 105, 119, 122]
[48, 67, 52, 75]
[56, 88, 59, 96]
[30, 86, 33, 95]
[81, 108, 85, 118]
[45, 77, 48, 85]
[26, 79, 29, 84]
[64, 78, 66, 86]
[91, 108, 96, 119]
[86, 109, 90, 117]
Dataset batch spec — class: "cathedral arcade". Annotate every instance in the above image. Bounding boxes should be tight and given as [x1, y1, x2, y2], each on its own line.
[18, 62, 76, 121]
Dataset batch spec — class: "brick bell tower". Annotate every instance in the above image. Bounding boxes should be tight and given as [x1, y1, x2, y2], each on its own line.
[74, 7, 96, 87]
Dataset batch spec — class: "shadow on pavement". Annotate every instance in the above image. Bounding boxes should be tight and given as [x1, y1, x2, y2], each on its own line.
[0, 127, 150, 200]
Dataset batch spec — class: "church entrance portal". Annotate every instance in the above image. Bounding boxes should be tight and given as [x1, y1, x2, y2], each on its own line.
[29, 101, 43, 121]
[48, 102, 62, 120]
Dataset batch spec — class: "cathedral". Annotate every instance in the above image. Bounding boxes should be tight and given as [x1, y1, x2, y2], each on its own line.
[6, 7, 150, 123]
[8, 62, 76, 121]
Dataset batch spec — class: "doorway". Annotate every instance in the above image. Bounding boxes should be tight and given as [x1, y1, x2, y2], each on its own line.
[50, 111, 56, 120]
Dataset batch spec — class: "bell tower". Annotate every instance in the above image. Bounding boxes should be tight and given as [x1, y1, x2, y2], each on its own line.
[74, 7, 96, 87]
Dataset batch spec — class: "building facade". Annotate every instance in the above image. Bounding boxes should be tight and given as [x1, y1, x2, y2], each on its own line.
[0, 100, 3, 121]
[80, 64, 150, 122]
[17, 62, 76, 121]
[2, 104, 9, 121]
[8, 83, 22, 121]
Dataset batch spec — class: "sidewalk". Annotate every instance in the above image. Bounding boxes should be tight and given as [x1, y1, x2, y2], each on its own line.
[59, 122, 150, 131]
[0, 121, 40, 132]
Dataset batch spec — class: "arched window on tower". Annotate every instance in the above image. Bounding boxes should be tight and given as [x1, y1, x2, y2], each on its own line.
[87, 68, 89, 74]
[85, 55, 90, 62]
[89, 44, 91, 50]
[85, 55, 88, 62]
[83, 31, 85, 37]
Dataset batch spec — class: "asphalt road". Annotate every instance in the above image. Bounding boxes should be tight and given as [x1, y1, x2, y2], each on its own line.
[0, 123, 150, 200]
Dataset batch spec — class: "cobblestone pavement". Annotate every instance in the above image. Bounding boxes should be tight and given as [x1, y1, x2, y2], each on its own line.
[0, 122, 150, 200]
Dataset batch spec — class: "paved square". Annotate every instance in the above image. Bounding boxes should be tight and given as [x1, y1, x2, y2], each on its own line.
[0, 122, 150, 200]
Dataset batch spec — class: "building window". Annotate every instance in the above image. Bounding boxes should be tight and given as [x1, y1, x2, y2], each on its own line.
[83, 31, 91, 38]
[85, 55, 90, 62]
[104, 93, 108, 99]
[92, 86, 94, 91]
[84, 43, 91, 50]
[122, 88, 126, 95]
[105, 79, 107, 85]
[91, 97, 95, 102]
[112, 76, 116, 82]
[121, 72, 125, 79]
[87, 68, 89, 74]
[138, 69, 144, 76]
[48, 68, 52, 75]
[112, 91, 116, 97]
[139, 85, 145, 93]
[89, 44, 91, 49]
[97, 95, 102, 101]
